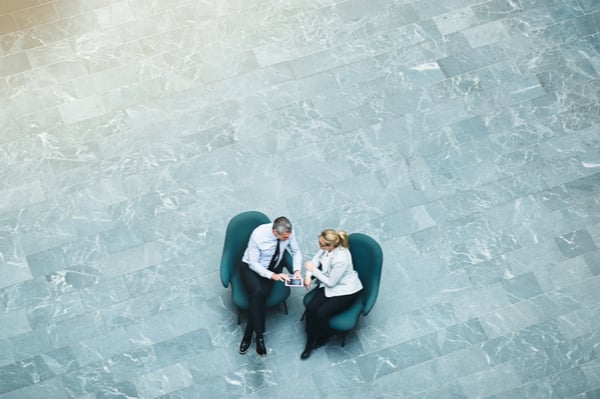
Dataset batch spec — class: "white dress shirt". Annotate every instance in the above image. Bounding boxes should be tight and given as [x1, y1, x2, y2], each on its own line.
[242, 223, 302, 279]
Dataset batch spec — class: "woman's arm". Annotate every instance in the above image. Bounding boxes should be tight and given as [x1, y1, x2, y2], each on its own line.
[310, 251, 350, 288]
[303, 250, 323, 288]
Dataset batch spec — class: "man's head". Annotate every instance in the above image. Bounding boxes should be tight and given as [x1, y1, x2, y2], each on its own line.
[272, 216, 292, 241]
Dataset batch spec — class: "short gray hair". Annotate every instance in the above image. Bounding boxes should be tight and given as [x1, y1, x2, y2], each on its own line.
[272, 216, 292, 234]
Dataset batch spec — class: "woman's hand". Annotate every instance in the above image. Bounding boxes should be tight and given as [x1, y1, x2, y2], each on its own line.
[303, 276, 312, 289]
[293, 270, 302, 279]
[304, 261, 316, 272]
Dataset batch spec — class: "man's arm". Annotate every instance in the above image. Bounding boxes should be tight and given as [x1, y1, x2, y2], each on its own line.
[286, 234, 302, 273]
[245, 233, 273, 279]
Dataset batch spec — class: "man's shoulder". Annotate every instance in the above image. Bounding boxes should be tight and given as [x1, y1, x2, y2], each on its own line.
[254, 222, 272, 231]
[252, 223, 273, 236]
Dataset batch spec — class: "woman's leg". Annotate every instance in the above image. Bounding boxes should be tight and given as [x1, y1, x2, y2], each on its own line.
[304, 288, 327, 345]
[312, 291, 360, 344]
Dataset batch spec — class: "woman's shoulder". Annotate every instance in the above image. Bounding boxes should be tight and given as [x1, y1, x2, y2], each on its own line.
[333, 246, 352, 260]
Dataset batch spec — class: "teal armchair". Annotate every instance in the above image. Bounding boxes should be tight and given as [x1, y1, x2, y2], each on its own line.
[302, 233, 383, 346]
[220, 211, 293, 324]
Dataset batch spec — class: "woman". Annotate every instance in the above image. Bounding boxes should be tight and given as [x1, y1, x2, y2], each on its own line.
[301, 229, 363, 359]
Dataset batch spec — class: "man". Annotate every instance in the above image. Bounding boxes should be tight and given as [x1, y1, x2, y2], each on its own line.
[239, 216, 302, 356]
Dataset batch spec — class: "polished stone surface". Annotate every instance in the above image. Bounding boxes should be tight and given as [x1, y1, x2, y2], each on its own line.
[1, 0, 599, 398]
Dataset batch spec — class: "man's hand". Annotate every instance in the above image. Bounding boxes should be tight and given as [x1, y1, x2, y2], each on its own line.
[271, 273, 290, 282]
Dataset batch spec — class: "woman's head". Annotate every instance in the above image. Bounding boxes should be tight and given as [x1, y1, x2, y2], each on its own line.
[318, 229, 349, 249]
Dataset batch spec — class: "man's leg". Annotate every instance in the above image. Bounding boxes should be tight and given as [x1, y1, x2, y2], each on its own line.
[240, 263, 272, 355]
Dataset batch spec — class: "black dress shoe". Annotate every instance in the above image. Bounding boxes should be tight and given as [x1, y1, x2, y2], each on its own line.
[301, 341, 314, 360]
[256, 337, 267, 356]
[300, 348, 312, 360]
[239, 336, 252, 354]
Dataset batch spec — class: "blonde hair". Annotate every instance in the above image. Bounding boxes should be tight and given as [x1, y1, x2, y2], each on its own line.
[320, 229, 349, 248]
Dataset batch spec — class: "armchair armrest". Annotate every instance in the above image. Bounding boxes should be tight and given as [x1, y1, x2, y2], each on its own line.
[220, 247, 235, 288]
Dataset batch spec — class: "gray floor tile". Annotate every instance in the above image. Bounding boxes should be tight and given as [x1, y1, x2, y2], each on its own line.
[1, 0, 600, 398]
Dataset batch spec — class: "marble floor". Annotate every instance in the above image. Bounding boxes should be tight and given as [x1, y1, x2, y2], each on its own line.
[1, 0, 600, 398]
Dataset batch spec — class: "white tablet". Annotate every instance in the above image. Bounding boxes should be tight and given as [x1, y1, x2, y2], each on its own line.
[285, 278, 303, 287]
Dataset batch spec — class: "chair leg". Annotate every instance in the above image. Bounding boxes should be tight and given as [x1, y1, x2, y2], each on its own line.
[300, 310, 305, 321]
[237, 311, 241, 325]
[340, 333, 346, 347]
[282, 300, 288, 315]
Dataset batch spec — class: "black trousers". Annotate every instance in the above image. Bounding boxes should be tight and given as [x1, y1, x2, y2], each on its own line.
[240, 262, 274, 337]
[304, 287, 360, 345]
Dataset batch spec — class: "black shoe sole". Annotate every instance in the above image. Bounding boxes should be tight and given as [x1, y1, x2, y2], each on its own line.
[239, 339, 252, 355]
[256, 340, 267, 356]
[256, 347, 267, 356]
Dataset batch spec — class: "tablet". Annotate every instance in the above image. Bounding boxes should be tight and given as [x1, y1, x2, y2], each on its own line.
[285, 278, 303, 287]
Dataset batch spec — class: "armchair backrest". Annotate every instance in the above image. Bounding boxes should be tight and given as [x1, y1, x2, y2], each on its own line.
[348, 233, 383, 316]
[220, 211, 270, 287]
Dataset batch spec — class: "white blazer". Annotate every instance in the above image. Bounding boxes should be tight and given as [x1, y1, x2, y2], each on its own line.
[308, 246, 363, 297]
